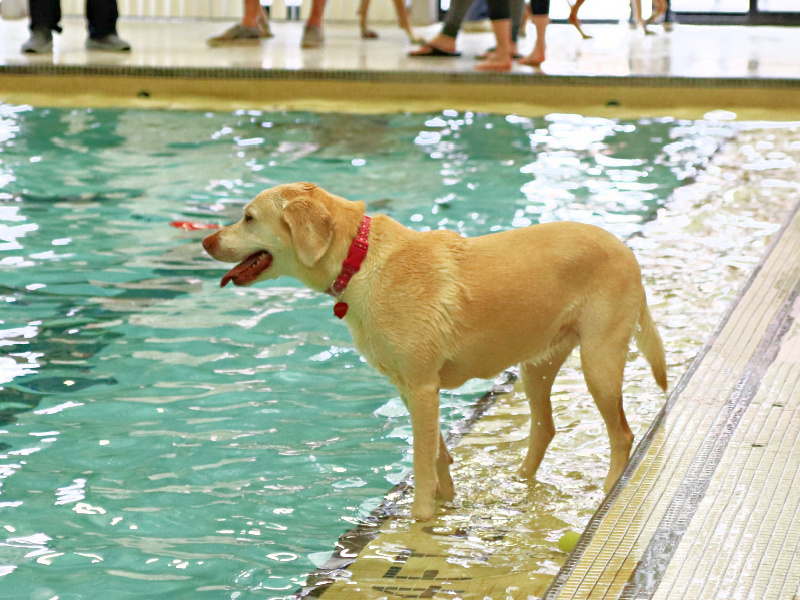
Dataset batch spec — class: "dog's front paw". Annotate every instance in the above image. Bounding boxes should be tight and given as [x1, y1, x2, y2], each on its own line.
[411, 499, 435, 522]
[516, 464, 536, 480]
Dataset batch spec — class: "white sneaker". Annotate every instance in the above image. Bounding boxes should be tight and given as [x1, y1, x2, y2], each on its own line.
[86, 33, 131, 52]
[22, 29, 53, 54]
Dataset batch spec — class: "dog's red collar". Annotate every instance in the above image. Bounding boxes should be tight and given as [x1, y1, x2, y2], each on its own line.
[325, 215, 371, 319]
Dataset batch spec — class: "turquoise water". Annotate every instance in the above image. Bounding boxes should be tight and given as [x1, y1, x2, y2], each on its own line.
[0, 104, 731, 599]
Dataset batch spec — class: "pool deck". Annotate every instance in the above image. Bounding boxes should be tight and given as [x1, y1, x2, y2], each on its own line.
[1, 17, 799, 118]
[2, 14, 800, 600]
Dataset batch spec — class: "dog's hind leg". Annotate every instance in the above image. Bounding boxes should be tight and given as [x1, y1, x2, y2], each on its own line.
[580, 331, 635, 494]
[517, 337, 577, 481]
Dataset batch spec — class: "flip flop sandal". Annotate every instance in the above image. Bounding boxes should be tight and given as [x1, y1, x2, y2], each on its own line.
[408, 45, 462, 57]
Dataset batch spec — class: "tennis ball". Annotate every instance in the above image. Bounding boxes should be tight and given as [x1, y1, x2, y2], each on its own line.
[558, 530, 581, 553]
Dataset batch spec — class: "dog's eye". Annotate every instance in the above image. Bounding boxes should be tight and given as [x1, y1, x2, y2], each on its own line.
[244, 213, 254, 223]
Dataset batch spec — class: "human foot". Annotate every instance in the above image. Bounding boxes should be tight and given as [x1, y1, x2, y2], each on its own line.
[415, 33, 456, 54]
[568, 9, 591, 39]
[475, 51, 512, 72]
[519, 46, 545, 67]
[409, 44, 461, 57]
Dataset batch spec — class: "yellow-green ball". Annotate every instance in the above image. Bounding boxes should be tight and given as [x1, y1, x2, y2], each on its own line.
[558, 530, 581, 553]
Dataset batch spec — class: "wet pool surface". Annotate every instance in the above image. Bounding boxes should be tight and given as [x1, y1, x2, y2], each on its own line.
[0, 104, 752, 598]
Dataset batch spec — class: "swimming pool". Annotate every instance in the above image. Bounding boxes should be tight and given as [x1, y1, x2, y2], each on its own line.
[0, 104, 733, 599]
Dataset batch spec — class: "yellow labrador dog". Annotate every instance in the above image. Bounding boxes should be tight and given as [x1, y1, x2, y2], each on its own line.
[202, 182, 667, 521]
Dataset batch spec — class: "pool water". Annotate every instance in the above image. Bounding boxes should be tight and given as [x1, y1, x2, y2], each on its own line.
[0, 104, 732, 599]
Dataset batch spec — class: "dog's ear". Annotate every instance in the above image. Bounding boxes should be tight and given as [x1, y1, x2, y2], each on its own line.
[282, 198, 334, 268]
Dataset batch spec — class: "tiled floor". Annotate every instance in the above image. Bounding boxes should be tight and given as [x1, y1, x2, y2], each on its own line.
[2, 17, 799, 119]
[1, 16, 799, 79]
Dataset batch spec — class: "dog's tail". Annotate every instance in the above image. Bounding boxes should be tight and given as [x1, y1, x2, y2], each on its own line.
[635, 301, 668, 392]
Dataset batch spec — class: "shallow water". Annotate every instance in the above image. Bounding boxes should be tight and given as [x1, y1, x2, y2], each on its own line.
[0, 104, 737, 599]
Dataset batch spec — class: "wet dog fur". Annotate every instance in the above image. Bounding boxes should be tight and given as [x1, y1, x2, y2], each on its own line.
[202, 182, 667, 521]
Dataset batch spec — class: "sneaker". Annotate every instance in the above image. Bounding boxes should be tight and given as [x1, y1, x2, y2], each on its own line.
[21, 29, 53, 54]
[87, 33, 131, 52]
[207, 23, 261, 47]
[301, 24, 323, 48]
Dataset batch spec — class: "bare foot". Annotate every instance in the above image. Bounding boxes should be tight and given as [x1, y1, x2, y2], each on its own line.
[475, 52, 512, 72]
[361, 28, 379, 39]
[476, 44, 519, 60]
[647, 0, 668, 24]
[635, 19, 656, 35]
[401, 28, 425, 45]
[646, 8, 666, 25]
[519, 47, 545, 67]
[568, 10, 592, 39]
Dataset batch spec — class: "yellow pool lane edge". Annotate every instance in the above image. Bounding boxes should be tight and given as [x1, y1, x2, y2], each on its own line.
[3, 69, 800, 120]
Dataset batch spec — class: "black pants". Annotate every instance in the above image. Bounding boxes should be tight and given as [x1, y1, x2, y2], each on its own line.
[530, 0, 549, 15]
[29, 0, 119, 38]
[485, 0, 510, 20]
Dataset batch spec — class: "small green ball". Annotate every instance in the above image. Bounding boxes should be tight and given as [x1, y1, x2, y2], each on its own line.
[558, 530, 581, 553]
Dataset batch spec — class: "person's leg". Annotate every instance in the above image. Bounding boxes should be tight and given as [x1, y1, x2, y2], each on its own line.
[306, 0, 326, 28]
[475, 18, 512, 70]
[358, 0, 377, 38]
[409, 0, 473, 54]
[510, 0, 523, 47]
[475, 0, 512, 71]
[646, 0, 667, 25]
[85, 0, 131, 50]
[519, 0, 549, 67]
[630, 0, 653, 33]
[22, 0, 60, 53]
[29, 0, 62, 32]
[662, 0, 674, 29]
[86, 0, 118, 39]
[568, 0, 591, 39]
[474, 0, 520, 59]
[444, 0, 484, 38]
[301, 0, 327, 47]
[241, 0, 262, 26]
[391, 0, 424, 43]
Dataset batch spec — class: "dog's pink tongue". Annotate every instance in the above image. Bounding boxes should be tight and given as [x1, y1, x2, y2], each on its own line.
[219, 252, 271, 288]
[220, 264, 245, 288]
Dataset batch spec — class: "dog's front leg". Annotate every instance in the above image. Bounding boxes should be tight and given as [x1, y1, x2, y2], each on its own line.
[435, 431, 455, 502]
[405, 383, 442, 521]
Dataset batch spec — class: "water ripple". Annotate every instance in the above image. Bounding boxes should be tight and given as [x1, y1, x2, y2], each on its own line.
[0, 105, 771, 599]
